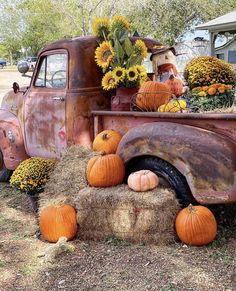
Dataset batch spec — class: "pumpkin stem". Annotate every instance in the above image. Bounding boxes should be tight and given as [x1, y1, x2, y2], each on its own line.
[102, 133, 109, 140]
[187, 203, 196, 213]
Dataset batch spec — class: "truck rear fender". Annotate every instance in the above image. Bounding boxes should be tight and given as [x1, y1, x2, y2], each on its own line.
[117, 122, 236, 204]
[0, 109, 28, 170]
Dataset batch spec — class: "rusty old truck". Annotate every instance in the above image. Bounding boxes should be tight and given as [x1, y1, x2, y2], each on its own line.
[1, 36, 236, 206]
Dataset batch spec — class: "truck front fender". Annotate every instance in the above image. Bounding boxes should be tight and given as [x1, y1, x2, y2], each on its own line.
[0, 109, 28, 170]
[117, 122, 236, 204]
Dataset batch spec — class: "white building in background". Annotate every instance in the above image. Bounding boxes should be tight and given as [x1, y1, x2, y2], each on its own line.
[174, 37, 210, 73]
[215, 37, 236, 69]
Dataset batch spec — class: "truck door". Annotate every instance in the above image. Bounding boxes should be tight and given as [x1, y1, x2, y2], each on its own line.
[24, 51, 68, 158]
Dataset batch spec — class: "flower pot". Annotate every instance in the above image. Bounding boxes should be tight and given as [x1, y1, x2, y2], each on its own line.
[111, 87, 138, 111]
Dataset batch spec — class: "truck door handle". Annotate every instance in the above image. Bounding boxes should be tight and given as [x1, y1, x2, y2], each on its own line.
[52, 96, 65, 101]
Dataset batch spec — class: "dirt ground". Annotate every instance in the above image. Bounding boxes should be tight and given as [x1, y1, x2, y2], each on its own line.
[0, 67, 32, 103]
[0, 182, 235, 291]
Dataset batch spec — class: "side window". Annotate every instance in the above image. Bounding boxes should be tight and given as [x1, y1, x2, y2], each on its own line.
[35, 53, 67, 88]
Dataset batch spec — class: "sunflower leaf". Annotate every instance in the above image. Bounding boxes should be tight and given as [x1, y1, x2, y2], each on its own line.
[126, 55, 143, 68]
[124, 38, 133, 57]
[114, 39, 125, 66]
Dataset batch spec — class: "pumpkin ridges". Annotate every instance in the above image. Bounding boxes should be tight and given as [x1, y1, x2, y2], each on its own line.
[40, 204, 77, 243]
[127, 170, 159, 192]
[136, 81, 172, 111]
[175, 204, 217, 246]
[93, 130, 122, 154]
[86, 154, 125, 187]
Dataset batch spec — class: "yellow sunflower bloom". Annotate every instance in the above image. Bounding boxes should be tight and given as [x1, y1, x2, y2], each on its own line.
[102, 71, 117, 90]
[111, 15, 130, 32]
[133, 40, 148, 59]
[134, 65, 147, 81]
[92, 17, 110, 37]
[126, 67, 138, 81]
[95, 41, 114, 69]
[113, 67, 125, 83]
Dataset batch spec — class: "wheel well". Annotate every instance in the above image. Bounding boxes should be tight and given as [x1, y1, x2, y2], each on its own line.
[125, 154, 195, 205]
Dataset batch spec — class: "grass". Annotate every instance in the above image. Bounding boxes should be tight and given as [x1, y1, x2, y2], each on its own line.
[0, 260, 7, 268]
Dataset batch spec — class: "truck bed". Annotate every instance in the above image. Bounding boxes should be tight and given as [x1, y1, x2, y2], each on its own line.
[92, 110, 236, 142]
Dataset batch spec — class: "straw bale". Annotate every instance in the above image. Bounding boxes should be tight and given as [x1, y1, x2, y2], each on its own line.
[75, 185, 180, 245]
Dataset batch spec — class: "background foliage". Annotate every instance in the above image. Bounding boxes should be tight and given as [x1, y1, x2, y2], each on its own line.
[0, 0, 236, 63]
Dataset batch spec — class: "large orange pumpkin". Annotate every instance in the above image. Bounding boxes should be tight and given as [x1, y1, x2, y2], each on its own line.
[136, 81, 172, 111]
[164, 75, 183, 97]
[93, 130, 122, 154]
[128, 170, 159, 192]
[86, 154, 125, 187]
[40, 204, 78, 243]
[175, 204, 217, 246]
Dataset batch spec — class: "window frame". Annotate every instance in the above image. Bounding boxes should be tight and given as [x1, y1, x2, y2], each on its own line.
[33, 49, 68, 89]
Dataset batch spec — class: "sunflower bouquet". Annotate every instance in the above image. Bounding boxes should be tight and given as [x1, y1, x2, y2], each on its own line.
[92, 16, 148, 90]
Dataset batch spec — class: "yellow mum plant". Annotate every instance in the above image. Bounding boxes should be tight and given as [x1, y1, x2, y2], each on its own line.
[184, 56, 236, 89]
[92, 15, 148, 90]
[10, 157, 56, 195]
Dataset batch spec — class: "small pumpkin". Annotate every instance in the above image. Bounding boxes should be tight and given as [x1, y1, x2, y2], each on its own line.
[207, 87, 217, 95]
[136, 81, 172, 111]
[175, 204, 217, 246]
[164, 75, 183, 97]
[93, 130, 122, 154]
[86, 154, 125, 187]
[40, 204, 78, 243]
[128, 170, 159, 192]
[158, 99, 187, 113]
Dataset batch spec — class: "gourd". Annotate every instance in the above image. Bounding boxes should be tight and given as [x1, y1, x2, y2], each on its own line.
[86, 154, 125, 187]
[136, 81, 172, 111]
[175, 204, 217, 246]
[158, 99, 187, 113]
[128, 170, 159, 192]
[164, 75, 183, 97]
[93, 130, 122, 154]
[40, 204, 78, 243]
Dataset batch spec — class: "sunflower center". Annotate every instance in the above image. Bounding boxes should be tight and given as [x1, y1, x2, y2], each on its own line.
[129, 71, 135, 78]
[102, 50, 112, 61]
[116, 71, 122, 77]
[108, 77, 115, 84]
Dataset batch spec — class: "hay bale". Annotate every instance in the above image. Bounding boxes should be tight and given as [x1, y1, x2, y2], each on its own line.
[75, 185, 180, 245]
[39, 146, 96, 213]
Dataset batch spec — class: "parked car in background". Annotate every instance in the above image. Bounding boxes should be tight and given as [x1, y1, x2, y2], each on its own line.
[26, 57, 37, 71]
[0, 59, 7, 69]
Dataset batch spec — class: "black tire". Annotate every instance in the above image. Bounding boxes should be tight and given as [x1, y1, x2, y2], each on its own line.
[126, 156, 196, 206]
[0, 152, 11, 182]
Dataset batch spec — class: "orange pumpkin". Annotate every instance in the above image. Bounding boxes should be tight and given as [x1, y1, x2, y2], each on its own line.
[128, 170, 159, 192]
[175, 204, 217, 246]
[164, 75, 183, 97]
[40, 204, 78, 243]
[136, 81, 172, 111]
[86, 154, 125, 187]
[93, 130, 122, 154]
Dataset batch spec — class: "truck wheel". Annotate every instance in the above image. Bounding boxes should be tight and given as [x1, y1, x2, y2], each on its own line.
[0, 152, 11, 182]
[126, 156, 196, 206]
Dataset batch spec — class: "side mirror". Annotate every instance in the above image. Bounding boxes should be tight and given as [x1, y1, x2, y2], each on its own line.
[12, 82, 20, 94]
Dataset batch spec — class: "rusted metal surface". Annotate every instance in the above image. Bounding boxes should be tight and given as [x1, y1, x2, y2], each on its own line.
[92, 110, 236, 141]
[0, 109, 29, 169]
[116, 122, 236, 204]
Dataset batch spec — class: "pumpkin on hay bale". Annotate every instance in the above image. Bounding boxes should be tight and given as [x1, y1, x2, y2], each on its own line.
[93, 129, 122, 154]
